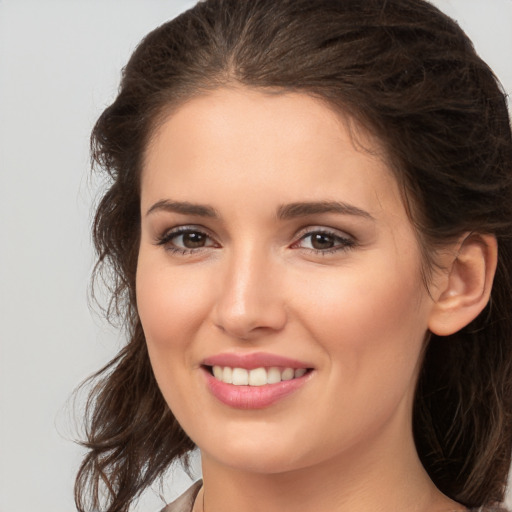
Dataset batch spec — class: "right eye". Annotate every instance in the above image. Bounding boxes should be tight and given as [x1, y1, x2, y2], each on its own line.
[156, 226, 219, 254]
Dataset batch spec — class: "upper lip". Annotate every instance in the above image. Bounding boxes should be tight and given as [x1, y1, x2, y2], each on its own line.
[202, 352, 312, 370]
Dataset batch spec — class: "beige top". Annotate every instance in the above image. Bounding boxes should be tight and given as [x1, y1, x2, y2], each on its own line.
[159, 481, 508, 512]
[160, 480, 202, 512]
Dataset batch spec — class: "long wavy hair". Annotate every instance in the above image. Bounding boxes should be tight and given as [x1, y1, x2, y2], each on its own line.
[75, 1, 512, 511]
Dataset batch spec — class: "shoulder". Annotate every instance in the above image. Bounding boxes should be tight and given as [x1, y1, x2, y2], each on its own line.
[469, 507, 510, 512]
[159, 480, 203, 512]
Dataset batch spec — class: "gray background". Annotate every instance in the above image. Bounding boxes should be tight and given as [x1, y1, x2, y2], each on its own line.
[0, 1, 511, 511]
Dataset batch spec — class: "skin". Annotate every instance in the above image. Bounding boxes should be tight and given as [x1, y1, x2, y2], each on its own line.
[136, 87, 469, 512]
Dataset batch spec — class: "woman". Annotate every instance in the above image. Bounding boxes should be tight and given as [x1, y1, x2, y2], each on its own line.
[75, 1, 512, 511]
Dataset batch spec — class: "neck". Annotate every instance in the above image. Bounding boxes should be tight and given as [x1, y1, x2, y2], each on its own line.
[197, 411, 462, 512]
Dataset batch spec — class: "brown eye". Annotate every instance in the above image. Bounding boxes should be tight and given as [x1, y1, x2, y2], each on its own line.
[310, 233, 335, 250]
[295, 229, 355, 253]
[181, 231, 208, 248]
[157, 227, 218, 253]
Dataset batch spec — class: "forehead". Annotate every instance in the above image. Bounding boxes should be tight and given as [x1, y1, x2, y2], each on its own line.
[141, 87, 402, 219]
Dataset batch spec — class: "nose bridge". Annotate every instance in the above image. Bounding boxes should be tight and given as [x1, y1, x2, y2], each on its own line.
[213, 242, 286, 339]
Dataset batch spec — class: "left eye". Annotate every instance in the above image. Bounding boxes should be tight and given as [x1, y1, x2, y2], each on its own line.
[296, 231, 354, 251]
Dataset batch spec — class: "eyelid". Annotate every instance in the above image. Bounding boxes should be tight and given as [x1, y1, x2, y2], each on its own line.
[293, 225, 354, 241]
[153, 224, 355, 255]
[291, 226, 356, 252]
[155, 224, 220, 251]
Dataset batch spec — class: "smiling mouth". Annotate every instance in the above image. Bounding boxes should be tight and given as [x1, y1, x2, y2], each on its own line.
[205, 365, 312, 386]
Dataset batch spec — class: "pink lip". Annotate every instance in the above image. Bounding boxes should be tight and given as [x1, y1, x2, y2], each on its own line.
[203, 369, 312, 409]
[201, 352, 314, 409]
[202, 352, 311, 370]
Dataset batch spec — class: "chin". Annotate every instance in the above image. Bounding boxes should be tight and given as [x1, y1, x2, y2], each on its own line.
[203, 444, 312, 475]
[193, 422, 327, 476]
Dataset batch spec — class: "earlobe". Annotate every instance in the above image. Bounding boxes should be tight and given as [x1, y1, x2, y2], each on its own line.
[428, 233, 497, 336]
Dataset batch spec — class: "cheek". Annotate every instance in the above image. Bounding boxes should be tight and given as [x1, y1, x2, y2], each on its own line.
[295, 256, 429, 377]
[135, 257, 210, 422]
[136, 257, 212, 352]
[289, 265, 429, 446]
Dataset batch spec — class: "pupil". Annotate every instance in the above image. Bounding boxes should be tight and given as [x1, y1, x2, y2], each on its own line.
[183, 232, 205, 248]
[312, 233, 334, 250]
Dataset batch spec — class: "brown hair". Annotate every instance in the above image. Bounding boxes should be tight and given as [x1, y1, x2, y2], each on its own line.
[75, 1, 512, 511]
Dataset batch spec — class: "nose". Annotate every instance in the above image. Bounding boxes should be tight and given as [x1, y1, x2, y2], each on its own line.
[212, 248, 287, 340]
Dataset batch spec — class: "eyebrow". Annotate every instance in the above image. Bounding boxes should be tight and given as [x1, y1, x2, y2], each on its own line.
[146, 200, 219, 218]
[146, 199, 374, 222]
[277, 201, 375, 221]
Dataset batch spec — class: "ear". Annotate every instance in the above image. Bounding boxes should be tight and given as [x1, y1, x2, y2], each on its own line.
[428, 233, 497, 336]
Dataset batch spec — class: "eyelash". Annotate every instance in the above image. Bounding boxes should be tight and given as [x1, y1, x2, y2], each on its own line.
[293, 228, 356, 254]
[155, 226, 217, 255]
[155, 226, 356, 256]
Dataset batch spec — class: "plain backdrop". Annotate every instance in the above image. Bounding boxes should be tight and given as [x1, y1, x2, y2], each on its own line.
[0, 1, 511, 511]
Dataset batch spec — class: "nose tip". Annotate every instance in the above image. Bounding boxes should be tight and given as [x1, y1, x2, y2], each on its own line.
[212, 260, 287, 340]
[214, 301, 287, 340]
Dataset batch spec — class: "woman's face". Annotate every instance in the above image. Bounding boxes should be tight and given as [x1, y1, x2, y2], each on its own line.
[137, 87, 439, 475]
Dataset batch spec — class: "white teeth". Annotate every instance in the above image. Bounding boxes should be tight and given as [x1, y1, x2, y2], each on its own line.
[249, 368, 267, 386]
[267, 367, 282, 384]
[223, 366, 233, 384]
[211, 366, 309, 385]
[281, 367, 295, 381]
[232, 367, 249, 385]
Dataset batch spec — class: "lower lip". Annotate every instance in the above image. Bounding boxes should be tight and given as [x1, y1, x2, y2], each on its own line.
[203, 368, 312, 409]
